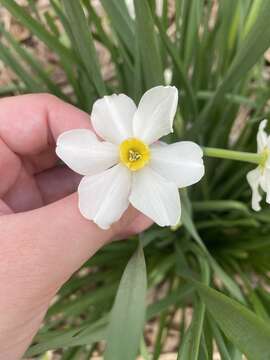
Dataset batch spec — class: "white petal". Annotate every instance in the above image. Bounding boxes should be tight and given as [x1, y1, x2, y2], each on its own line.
[150, 141, 204, 188]
[246, 167, 262, 211]
[78, 164, 131, 229]
[133, 86, 178, 144]
[129, 167, 181, 226]
[265, 170, 270, 204]
[56, 129, 118, 176]
[91, 94, 137, 144]
[257, 119, 268, 152]
[259, 168, 270, 204]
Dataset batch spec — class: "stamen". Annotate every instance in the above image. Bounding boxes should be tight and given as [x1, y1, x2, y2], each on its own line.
[128, 149, 142, 162]
[119, 138, 150, 171]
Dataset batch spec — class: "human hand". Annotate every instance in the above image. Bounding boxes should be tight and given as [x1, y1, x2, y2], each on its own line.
[0, 94, 152, 359]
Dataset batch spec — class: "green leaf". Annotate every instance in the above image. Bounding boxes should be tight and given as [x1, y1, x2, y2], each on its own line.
[100, 0, 135, 54]
[155, 17, 197, 117]
[195, 282, 270, 360]
[44, 10, 60, 37]
[178, 297, 206, 360]
[25, 319, 107, 356]
[177, 257, 209, 360]
[0, 42, 41, 92]
[180, 189, 245, 302]
[0, 0, 75, 62]
[192, 200, 249, 214]
[146, 284, 194, 320]
[183, 0, 202, 70]
[134, 0, 163, 88]
[104, 241, 147, 360]
[62, 0, 106, 96]
[209, 319, 231, 360]
[199, 0, 270, 127]
[0, 23, 68, 101]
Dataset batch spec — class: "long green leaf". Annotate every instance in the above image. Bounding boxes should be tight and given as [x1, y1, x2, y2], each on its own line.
[155, 17, 197, 117]
[62, 0, 106, 96]
[180, 189, 244, 301]
[134, 0, 163, 88]
[25, 317, 107, 356]
[0, 42, 41, 92]
[0, 0, 75, 62]
[195, 282, 270, 360]
[177, 257, 209, 360]
[100, 0, 135, 54]
[198, 0, 270, 127]
[0, 23, 68, 101]
[104, 241, 147, 360]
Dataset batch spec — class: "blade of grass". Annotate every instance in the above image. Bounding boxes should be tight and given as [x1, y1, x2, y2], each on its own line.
[179, 189, 245, 301]
[104, 241, 147, 360]
[155, 17, 197, 117]
[195, 281, 270, 360]
[209, 318, 232, 360]
[0, 0, 75, 62]
[197, 0, 270, 129]
[177, 256, 209, 360]
[25, 318, 107, 356]
[134, 0, 163, 88]
[0, 23, 68, 101]
[62, 0, 106, 96]
[183, 0, 202, 71]
[0, 42, 41, 92]
[100, 0, 135, 54]
[44, 10, 60, 37]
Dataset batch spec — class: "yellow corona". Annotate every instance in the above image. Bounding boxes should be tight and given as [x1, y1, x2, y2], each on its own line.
[119, 138, 150, 171]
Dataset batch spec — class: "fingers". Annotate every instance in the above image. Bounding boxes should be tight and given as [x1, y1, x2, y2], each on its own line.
[35, 167, 81, 205]
[0, 137, 21, 197]
[0, 195, 151, 294]
[0, 94, 91, 156]
[0, 194, 114, 293]
[0, 200, 13, 215]
[3, 165, 43, 212]
[3, 165, 81, 212]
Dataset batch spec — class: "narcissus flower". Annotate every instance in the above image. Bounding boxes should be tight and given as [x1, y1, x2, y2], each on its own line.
[56, 86, 204, 229]
[247, 120, 270, 211]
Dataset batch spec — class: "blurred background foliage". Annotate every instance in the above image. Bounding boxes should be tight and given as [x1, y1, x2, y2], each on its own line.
[1, 0, 270, 359]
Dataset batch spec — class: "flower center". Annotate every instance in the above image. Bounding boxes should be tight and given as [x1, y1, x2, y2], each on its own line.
[119, 138, 150, 171]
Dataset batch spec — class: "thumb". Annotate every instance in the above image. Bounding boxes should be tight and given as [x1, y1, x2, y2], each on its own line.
[1, 193, 150, 294]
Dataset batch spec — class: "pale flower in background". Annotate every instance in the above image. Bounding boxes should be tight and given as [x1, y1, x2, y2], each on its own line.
[56, 86, 204, 229]
[164, 68, 173, 85]
[247, 119, 270, 211]
[125, 0, 135, 19]
[125, 0, 164, 19]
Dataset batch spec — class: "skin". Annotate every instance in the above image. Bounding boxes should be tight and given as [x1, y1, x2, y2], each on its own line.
[0, 94, 152, 359]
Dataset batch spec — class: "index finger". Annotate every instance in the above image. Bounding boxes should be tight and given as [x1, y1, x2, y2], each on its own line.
[0, 93, 91, 155]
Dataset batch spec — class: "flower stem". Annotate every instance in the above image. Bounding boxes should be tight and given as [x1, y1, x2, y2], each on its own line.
[203, 147, 262, 165]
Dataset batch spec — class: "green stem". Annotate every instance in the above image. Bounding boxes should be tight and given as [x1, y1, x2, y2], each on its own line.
[203, 147, 262, 165]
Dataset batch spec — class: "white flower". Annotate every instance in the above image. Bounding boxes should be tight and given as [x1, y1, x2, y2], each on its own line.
[247, 119, 270, 211]
[56, 86, 204, 229]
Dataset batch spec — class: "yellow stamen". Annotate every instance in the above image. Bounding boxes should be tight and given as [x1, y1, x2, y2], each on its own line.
[119, 138, 150, 171]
